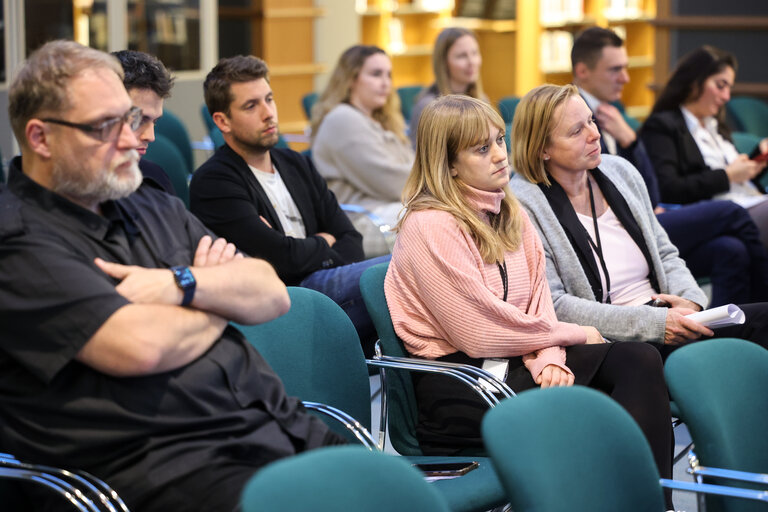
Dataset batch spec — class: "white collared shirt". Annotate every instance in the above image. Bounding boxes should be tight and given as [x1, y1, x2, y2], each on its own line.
[680, 106, 763, 205]
[579, 88, 618, 156]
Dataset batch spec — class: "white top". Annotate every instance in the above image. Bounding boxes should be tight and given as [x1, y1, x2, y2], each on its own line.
[680, 106, 765, 207]
[249, 163, 306, 238]
[577, 206, 656, 306]
[580, 88, 617, 155]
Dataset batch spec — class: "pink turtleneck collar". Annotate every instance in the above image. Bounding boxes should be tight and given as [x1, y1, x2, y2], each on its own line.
[465, 186, 505, 215]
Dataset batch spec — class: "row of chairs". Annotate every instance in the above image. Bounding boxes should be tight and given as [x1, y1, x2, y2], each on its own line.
[2, 264, 766, 510]
[237, 262, 768, 512]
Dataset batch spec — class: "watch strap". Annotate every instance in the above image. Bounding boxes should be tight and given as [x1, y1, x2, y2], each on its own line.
[170, 266, 196, 307]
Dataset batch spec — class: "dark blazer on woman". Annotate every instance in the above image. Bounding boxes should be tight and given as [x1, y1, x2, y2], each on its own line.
[190, 144, 364, 285]
[640, 108, 732, 204]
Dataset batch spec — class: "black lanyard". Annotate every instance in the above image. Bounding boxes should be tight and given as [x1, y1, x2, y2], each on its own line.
[497, 260, 508, 302]
[586, 178, 612, 304]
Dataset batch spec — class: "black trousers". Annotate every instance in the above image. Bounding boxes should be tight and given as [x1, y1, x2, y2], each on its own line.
[413, 342, 673, 491]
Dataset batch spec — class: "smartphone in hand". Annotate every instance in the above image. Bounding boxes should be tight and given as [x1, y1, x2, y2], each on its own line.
[752, 152, 768, 163]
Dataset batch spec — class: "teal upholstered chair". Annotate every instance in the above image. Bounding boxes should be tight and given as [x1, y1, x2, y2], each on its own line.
[144, 134, 190, 208]
[302, 92, 319, 121]
[155, 110, 194, 172]
[241, 446, 451, 512]
[731, 131, 762, 156]
[665, 338, 768, 512]
[726, 97, 768, 138]
[236, 287, 507, 512]
[483, 386, 666, 511]
[234, 287, 375, 446]
[397, 86, 424, 122]
[360, 262, 513, 457]
[497, 96, 520, 125]
[482, 386, 768, 512]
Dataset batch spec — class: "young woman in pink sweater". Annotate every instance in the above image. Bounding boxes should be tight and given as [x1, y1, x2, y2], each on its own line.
[384, 95, 672, 496]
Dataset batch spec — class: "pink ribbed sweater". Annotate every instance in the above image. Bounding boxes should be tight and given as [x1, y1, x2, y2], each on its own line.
[384, 187, 586, 379]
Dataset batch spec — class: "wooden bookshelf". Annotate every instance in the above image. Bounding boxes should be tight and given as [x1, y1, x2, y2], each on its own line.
[359, 0, 455, 87]
[219, 0, 325, 139]
[361, 0, 658, 119]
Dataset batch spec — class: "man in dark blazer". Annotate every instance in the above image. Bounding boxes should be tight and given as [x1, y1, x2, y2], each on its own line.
[570, 27, 768, 306]
[190, 55, 387, 356]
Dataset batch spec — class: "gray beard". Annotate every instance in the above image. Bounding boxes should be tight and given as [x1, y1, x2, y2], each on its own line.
[51, 151, 142, 206]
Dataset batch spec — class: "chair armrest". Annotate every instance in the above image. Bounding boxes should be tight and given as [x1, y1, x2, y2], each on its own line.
[339, 204, 392, 234]
[686, 450, 768, 486]
[301, 401, 378, 450]
[0, 466, 97, 511]
[366, 359, 501, 408]
[661, 478, 768, 502]
[0, 453, 128, 512]
[375, 354, 515, 398]
[689, 466, 768, 486]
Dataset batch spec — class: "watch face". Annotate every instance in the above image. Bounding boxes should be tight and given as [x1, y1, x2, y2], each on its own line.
[171, 266, 196, 306]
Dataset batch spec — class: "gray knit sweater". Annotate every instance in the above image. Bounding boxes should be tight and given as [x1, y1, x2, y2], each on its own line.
[510, 155, 708, 342]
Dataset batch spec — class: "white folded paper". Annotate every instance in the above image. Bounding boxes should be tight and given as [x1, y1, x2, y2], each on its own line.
[686, 304, 745, 329]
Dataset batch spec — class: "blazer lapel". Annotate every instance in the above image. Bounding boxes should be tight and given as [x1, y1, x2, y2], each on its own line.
[539, 178, 605, 301]
[223, 144, 284, 234]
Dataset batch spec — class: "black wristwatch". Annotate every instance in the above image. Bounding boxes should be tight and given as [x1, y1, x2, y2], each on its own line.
[170, 266, 196, 307]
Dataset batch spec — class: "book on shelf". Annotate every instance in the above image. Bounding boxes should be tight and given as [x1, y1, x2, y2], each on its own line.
[540, 0, 583, 25]
[487, 0, 516, 20]
[539, 30, 573, 73]
[457, 0, 489, 18]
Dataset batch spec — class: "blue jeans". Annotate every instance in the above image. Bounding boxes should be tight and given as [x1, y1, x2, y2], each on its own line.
[300, 255, 391, 357]
[658, 200, 768, 306]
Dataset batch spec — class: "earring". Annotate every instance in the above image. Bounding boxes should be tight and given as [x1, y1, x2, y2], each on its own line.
[543, 156, 550, 161]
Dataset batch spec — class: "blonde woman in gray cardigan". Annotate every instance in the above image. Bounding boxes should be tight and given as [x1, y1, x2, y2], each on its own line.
[509, 84, 768, 354]
[311, 45, 414, 246]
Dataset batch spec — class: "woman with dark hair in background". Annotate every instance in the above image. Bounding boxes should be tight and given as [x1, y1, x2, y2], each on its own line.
[408, 27, 486, 148]
[640, 46, 768, 246]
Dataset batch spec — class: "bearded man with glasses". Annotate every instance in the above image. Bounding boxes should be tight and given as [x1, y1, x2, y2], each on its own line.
[0, 40, 344, 512]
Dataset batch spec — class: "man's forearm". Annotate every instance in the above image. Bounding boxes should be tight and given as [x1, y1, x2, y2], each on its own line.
[77, 303, 227, 376]
[191, 257, 290, 325]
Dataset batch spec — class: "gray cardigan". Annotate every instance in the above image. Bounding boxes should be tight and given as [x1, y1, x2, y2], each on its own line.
[509, 154, 708, 342]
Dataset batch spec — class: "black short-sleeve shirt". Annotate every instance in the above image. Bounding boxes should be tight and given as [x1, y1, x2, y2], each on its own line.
[0, 158, 338, 511]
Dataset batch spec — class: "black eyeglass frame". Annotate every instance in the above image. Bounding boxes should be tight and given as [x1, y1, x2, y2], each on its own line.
[42, 106, 143, 142]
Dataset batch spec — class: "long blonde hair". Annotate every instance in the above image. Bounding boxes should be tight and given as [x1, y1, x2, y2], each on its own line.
[432, 27, 486, 99]
[512, 84, 579, 185]
[399, 95, 522, 263]
[311, 45, 406, 142]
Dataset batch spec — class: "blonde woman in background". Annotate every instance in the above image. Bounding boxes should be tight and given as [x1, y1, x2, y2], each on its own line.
[408, 27, 486, 148]
[311, 45, 413, 254]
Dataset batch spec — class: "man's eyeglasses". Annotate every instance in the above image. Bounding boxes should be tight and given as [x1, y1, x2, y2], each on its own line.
[42, 106, 143, 143]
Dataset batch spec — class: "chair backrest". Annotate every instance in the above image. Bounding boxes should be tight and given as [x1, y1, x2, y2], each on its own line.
[302, 92, 319, 121]
[397, 86, 424, 122]
[241, 446, 450, 512]
[359, 262, 423, 455]
[234, 287, 373, 438]
[155, 110, 194, 171]
[497, 96, 521, 125]
[732, 131, 762, 155]
[665, 338, 768, 512]
[482, 386, 665, 512]
[144, 134, 190, 208]
[726, 97, 768, 138]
